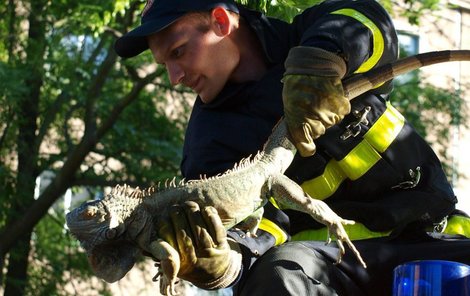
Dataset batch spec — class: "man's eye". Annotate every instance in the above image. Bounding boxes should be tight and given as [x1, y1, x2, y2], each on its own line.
[172, 46, 183, 58]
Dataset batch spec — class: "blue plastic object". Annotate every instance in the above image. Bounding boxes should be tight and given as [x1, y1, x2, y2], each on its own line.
[393, 260, 470, 296]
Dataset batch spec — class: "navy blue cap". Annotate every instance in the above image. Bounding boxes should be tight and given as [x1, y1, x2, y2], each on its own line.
[115, 0, 239, 58]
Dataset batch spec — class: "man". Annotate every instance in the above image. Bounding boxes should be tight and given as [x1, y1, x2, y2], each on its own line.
[115, 0, 470, 294]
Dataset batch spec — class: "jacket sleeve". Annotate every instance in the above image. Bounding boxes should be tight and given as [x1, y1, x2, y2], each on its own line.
[290, 0, 398, 76]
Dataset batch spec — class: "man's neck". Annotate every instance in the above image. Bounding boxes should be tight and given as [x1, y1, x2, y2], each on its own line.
[230, 20, 268, 83]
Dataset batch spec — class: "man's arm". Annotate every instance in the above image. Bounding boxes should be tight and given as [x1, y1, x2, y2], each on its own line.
[283, 0, 398, 156]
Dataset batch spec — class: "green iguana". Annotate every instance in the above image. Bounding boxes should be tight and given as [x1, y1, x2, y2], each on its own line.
[66, 50, 470, 295]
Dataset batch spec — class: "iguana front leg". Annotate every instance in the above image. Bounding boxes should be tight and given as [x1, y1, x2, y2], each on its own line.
[149, 239, 180, 295]
[268, 173, 367, 268]
[235, 207, 264, 237]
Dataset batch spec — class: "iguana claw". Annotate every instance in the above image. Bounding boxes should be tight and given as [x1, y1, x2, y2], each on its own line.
[150, 240, 181, 295]
[327, 219, 367, 268]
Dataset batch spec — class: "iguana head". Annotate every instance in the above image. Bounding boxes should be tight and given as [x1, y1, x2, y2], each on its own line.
[66, 185, 146, 282]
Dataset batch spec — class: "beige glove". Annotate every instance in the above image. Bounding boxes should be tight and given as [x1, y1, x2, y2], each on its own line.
[283, 46, 351, 157]
[158, 201, 242, 292]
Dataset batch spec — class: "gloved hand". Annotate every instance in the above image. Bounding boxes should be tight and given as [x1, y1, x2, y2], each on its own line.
[283, 46, 350, 157]
[157, 201, 242, 293]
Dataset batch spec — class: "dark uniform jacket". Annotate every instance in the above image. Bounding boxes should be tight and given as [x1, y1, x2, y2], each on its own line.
[180, 0, 457, 278]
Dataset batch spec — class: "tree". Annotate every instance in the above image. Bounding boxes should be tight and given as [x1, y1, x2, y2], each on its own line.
[0, 0, 191, 294]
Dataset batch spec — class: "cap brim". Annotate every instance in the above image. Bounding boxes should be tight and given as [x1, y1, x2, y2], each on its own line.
[114, 15, 181, 58]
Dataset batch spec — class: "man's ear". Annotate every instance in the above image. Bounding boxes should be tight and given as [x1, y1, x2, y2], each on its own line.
[211, 7, 232, 36]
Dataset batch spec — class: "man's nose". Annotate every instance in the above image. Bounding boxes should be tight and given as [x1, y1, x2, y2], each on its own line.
[166, 63, 184, 86]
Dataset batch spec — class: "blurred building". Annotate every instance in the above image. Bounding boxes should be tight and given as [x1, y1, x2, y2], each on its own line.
[393, 0, 470, 213]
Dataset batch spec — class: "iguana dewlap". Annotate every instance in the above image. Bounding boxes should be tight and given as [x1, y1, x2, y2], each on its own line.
[66, 50, 470, 295]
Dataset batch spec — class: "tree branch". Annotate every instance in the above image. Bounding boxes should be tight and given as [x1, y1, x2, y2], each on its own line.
[35, 91, 70, 153]
[95, 70, 161, 140]
[0, 67, 160, 257]
[84, 43, 117, 136]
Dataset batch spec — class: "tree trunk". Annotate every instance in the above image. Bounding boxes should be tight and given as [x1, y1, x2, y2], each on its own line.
[3, 234, 32, 296]
[0, 254, 4, 288]
[3, 0, 46, 294]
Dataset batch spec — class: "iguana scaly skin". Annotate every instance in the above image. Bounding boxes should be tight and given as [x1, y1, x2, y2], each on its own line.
[66, 50, 470, 295]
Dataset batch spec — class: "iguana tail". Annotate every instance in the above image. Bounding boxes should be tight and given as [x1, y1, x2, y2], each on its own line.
[343, 50, 470, 99]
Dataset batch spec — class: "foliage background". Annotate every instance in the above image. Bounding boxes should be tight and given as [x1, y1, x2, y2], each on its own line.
[0, 0, 466, 295]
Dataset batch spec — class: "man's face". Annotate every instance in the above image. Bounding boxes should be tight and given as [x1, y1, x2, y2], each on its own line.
[147, 12, 239, 103]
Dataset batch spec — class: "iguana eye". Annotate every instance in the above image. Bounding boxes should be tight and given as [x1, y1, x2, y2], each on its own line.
[105, 229, 117, 239]
[83, 206, 98, 218]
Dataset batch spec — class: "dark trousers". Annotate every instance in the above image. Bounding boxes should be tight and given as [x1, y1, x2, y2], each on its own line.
[235, 235, 470, 296]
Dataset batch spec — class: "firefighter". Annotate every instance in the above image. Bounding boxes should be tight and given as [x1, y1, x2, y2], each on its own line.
[115, 0, 470, 294]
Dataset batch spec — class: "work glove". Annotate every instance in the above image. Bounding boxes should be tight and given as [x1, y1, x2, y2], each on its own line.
[156, 201, 242, 294]
[283, 46, 350, 157]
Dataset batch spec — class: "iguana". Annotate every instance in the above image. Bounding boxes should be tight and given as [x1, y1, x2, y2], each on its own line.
[66, 50, 470, 295]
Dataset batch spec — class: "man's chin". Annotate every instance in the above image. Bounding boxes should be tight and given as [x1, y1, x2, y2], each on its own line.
[199, 92, 215, 104]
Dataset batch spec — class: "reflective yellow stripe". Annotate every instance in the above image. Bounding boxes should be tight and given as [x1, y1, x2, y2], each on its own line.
[301, 103, 404, 200]
[291, 215, 470, 242]
[258, 217, 289, 245]
[365, 102, 405, 152]
[291, 223, 392, 241]
[268, 197, 281, 209]
[331, 8, 384, 73]
[302, 141, 381, 198]
[301, 161, 346, 200]
[443, 215, 470, 238]
[337, 140, 381, 180]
